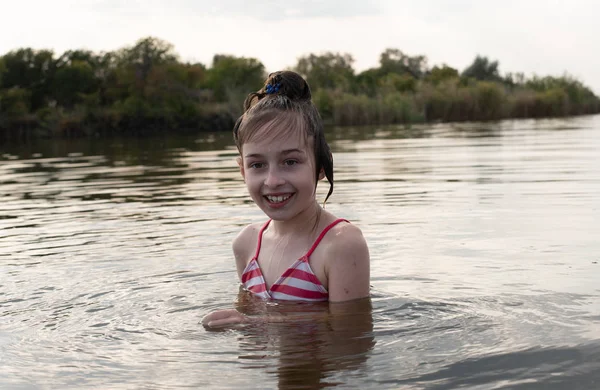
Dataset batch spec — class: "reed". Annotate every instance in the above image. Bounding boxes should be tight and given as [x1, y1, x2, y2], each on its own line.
[314, 78, 600, 126]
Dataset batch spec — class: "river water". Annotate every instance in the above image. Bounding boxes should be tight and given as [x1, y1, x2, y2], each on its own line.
[1, 116, 599, 389]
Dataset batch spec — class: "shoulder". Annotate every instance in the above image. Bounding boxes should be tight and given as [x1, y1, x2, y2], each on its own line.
[325, 221, 369, 263]
[232, 221, 266, 277]
[322, 220, 370, 302]
[232, 222, 263, 254]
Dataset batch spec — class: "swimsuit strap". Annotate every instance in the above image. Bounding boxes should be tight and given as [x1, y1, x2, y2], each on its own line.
[253, 218, 349, 260]
[304, 219, 349, 258]
[253, 220, 272, 260]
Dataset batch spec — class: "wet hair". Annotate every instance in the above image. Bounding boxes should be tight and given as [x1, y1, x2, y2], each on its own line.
[233, 71, 334, 204]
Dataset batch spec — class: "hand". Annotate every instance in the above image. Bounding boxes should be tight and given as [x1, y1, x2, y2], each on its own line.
[201, 309, 247, 328]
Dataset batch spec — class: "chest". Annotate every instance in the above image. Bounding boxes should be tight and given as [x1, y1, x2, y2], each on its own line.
[255, 236, 329, 290]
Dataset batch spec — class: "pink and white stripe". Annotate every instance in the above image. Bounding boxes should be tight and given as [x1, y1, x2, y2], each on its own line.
[240, 219, 348, 302]
[240, 259, 271, 299]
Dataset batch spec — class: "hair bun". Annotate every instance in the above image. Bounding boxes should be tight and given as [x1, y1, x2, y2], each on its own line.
[266, 71, 312, 101]
[243, 70, 312, 111]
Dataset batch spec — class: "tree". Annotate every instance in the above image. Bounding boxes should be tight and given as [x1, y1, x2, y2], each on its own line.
[354, 68, 384, 96]
[0, 48, 56, 110]
[93, 51, 120, 105]
[55, 50, 97, 68]
[462, 55, 501, 82]
[0, 57, 5, 87]
[380, 73, 417, 93]
[117, 37, 179, 83]
[502, 72, 526, 88]
[379, 49, 428, 79]
[204, 54, 265, 101]
[52, 60, 98, 107]
[426, 64, 459, 85]
[0, 87, 31, 117]
[184, 63, 207, 90]
[295, 52, 355, 91]
[51, 50, 102, 107]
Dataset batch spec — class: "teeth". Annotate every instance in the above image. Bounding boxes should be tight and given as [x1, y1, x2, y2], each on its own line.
[266, 194, 291, 203]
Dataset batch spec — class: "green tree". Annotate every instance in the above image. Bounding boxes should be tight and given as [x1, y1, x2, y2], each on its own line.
[502, 72, 526, 88]
[526, 75, 598, 110]
[426, 64, 459, 85]
[103, 38, 180, 107]
[53, 60, 98, 107]
[94, 51, 120, 105]
[0, 48, 56, 110]
[0, 57, 5, 86]
[380, 73, 417, 93]
[462, 55, 501, 82]
[55, 50, 97, 68]
[353, 68, 385, 96]
[117, 37, 179, 84]
[204, 54, 265, 101]
[379, 48, 428, 79]
[184, 63, 207, 90]
[295, 52, 355, 91]
[0, 87, 31, 117]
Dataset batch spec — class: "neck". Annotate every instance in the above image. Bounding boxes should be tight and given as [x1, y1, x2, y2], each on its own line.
[269, 200, 322, 237]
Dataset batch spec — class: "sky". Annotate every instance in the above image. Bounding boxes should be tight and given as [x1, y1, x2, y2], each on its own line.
[1, 0, 599, 93]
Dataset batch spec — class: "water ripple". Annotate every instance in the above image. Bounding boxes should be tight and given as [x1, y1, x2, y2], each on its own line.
[1, 117, 600, 388]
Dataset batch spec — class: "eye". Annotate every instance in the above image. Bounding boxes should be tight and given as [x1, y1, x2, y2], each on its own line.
[283, 159, 298, 166]
[249, 162, 265, 169]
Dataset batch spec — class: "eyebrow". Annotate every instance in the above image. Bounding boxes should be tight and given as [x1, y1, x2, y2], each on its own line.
[244, 148, 306, 159]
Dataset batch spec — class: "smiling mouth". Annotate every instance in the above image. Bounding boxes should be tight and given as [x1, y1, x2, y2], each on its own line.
[264, 193, 293, 204]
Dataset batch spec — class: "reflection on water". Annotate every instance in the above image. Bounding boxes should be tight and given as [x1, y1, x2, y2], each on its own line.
[1, 116, 600, 389]
[231, 291, 374, 388]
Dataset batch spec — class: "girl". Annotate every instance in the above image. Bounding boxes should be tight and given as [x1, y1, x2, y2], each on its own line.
[202, 71, 370, 328]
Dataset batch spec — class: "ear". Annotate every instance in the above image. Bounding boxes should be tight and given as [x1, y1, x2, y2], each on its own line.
[237, 157, 246, 182]
[318, 168, 325, 181]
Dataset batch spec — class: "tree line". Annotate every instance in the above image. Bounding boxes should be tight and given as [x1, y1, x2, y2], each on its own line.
[1, 37, 598, 141]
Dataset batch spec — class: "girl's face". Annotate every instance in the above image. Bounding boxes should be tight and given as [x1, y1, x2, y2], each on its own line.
[240, 129, 319, 222]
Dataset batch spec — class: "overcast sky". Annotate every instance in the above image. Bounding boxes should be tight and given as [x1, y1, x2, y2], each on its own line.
[2, 0, 599, 92]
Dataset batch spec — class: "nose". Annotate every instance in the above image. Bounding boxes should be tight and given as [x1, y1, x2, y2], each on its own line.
[264, 166, 285, 188]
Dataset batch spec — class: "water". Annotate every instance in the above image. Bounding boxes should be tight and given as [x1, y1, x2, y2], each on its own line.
[1, 116, 599, 389]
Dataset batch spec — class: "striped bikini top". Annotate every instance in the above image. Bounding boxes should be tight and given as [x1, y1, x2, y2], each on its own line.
[241, 219, 348, 302]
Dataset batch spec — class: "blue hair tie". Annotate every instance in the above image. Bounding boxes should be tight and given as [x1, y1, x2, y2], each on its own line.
[265, 83, 281, 94]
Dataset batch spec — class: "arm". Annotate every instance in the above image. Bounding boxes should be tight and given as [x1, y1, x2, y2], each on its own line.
[201, 224, 259, 328]
[232, 223, 258, 279]
[203, 295, 373, 328]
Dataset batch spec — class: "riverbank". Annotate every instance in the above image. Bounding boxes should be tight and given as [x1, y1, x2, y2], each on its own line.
[315, 79, 600, 126]
[2, 37, 599, 142]
[2, 82, 598, 143]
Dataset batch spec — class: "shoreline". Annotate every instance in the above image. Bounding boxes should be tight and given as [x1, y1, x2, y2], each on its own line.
[2, 110, 599, 144]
